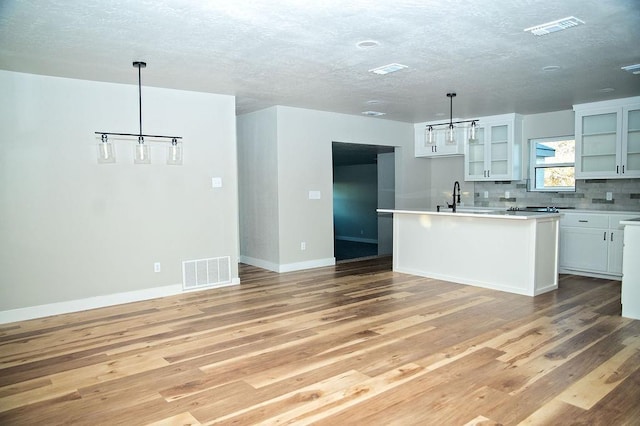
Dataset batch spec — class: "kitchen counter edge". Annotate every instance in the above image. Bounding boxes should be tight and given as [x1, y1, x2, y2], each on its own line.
[377, 209, 561, 220]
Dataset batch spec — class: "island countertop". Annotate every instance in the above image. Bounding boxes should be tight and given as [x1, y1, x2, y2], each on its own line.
[377, 208, 562, 220]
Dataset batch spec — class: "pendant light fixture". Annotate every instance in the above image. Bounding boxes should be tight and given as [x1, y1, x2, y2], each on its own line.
[95, 61, 183, 164]
[97, 134, 115, 163]
[424, 93, 479, 146]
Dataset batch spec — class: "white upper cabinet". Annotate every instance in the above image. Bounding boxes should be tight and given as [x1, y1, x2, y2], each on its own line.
[414, 120, 465, 157]
[574, 96, 640, 179]
[464, 113, 523, 181]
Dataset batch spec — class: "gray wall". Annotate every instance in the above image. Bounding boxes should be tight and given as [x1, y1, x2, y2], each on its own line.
[0, 71, 239, 311]
[237, 105, 422, 271]
[237, 108, 280, 265]
[377, 152, 395, 255]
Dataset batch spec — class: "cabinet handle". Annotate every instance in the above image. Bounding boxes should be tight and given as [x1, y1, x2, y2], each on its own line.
[622, 165, 625, 174]
[611, 232, 613, 242]
[617, 165, 619, 174]
[578, 220, 588, 223]
[604, 231, 607, 241]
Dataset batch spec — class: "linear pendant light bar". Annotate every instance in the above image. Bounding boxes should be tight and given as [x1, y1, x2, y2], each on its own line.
[95, 61, 183, 164]
[425, 93, 479, 146]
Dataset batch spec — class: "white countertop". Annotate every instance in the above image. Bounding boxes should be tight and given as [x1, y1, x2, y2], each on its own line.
[377, 208, 561, 221]
[621, 218, 640, 226]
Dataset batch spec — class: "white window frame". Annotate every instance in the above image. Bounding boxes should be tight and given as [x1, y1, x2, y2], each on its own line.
[529, 136, 576, 192]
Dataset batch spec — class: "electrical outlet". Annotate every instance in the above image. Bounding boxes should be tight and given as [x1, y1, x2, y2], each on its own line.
[300, 242, 306, 251]
[154, 262, 161, 273]
[484, 191, 489, 199]
[505, 191, 510, 199]
[606, 191, 613, 201]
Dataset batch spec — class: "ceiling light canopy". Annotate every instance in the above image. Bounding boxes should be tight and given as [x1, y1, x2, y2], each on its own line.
[368, 63, 408, 75]
[95, 62, 183, 165]
[524, 16, 584, 36]
[356, 40, 380, 49]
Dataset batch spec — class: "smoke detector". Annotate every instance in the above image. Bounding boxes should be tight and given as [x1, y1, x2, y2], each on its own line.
[524, 16, 585, 36]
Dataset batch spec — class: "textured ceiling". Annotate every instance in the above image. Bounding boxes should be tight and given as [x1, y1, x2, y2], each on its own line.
[1, 0, 639, 123]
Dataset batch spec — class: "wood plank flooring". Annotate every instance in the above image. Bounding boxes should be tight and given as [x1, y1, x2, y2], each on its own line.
[1, 257, 639, 425]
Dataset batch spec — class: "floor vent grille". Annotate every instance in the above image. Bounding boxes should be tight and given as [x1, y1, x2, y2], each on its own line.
[182, 256, 231, 291]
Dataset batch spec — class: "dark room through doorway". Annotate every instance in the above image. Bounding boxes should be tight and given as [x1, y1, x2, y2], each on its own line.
[332, 142, 395, 262]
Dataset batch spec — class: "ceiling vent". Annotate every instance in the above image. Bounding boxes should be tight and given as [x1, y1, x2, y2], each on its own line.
[369, 63, 408, 75]
[621, 64, 640, 75]
[362, 111, 386, 117]
[524, 16, 585, 36]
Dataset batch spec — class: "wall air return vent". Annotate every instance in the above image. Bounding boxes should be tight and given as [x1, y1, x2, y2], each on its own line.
[524, 16, 585, 36]
[182, 256, 231, 291]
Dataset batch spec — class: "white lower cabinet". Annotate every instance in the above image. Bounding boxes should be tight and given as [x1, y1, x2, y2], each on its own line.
[559, 212, 637, 279]
[560, 227, 609, 273]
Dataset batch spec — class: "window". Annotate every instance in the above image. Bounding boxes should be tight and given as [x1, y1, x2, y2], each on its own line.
[529, 136, 575, 192]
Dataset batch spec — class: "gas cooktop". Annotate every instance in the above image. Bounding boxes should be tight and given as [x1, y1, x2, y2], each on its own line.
[507, 206, 575, 213]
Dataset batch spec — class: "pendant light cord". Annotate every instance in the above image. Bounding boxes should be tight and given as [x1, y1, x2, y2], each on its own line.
[138, 63, 143, 138]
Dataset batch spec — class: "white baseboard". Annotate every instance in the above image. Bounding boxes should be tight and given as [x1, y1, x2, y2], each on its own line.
[0, 278, 241, 325]
[278, 258, 335, 273]
[239, 256, 281, 272]
[240, 255, 335, 273]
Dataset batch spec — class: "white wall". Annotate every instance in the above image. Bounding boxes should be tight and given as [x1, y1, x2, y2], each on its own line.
[522, 109, 575, 171]
[237, 105, 422, 271]
[0, 71, 239, 314]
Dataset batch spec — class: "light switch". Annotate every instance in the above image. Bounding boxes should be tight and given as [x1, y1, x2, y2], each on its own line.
[212, 177, 223, 188]
[308, 190, 321, 199]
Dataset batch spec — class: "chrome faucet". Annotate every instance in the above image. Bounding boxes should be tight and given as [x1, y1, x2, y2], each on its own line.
[447, 181, 461, 212]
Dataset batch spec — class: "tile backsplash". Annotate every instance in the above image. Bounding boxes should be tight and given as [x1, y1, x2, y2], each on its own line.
[474, 178, 640, 212]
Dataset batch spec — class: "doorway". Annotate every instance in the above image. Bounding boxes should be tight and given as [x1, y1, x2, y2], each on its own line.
[332, 142, 395, 262]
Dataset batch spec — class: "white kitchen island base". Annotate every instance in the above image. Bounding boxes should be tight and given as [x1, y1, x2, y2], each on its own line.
[380, 209, 560, 296]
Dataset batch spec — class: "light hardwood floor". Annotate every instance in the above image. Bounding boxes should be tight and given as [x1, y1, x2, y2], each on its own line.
[1, 257, 639, 425]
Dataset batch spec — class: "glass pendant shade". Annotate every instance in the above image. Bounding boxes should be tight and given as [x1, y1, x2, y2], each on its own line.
[425, 126, 435, 146]
[468, 121, 478, 143]
[134, 137, 151, 164]
[167, 139, 183, 165]
[445, 124, 456, 145]
[97, 135, 115, 163]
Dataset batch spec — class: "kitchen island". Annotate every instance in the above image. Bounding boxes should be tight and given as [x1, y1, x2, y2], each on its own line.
[378, 209, 561, 296]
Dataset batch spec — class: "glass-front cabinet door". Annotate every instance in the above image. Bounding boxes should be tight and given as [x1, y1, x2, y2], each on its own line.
[464, 113, 521, 182]
[466, 127, 486, 179]
[489, 124, 510, 179]
[622, 106, 640, 177]
[574, 98, 640, 179]
[576, 108, 620, 178]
